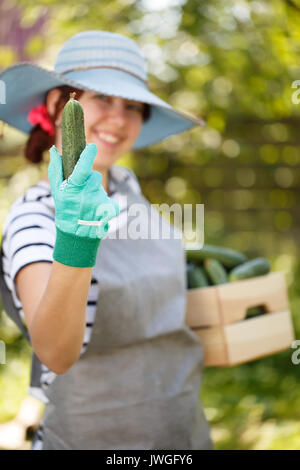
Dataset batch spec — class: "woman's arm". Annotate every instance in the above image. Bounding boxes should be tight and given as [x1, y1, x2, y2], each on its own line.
[13, 144, 118, 374]
[16, 261, 93, 374]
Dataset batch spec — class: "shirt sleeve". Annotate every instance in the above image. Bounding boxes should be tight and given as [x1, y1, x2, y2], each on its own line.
[2, 198, 55, 292]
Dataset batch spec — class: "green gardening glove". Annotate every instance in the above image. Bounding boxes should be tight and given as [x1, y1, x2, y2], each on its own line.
[48, 143, 119, 267]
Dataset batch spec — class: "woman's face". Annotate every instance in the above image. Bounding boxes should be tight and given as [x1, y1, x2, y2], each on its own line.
[76, 91, 144, 171]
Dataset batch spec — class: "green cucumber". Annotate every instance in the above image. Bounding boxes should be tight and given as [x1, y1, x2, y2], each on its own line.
[204, 259, 228, 285]
[187, 263, 209, 289]
[229, 257, 271, 282]
[186, 244, 247, 268]
[62, 91, 86, 180]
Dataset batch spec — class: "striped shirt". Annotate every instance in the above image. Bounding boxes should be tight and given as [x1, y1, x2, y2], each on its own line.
[1, 165, 141, 407]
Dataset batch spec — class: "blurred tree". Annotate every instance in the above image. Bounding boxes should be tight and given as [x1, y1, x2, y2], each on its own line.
[0, 0, 49, 69]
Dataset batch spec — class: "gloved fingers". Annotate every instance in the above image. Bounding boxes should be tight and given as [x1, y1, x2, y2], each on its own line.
[95, 199, 120, 238]
[96, 220, 109, 239]
[48, 145, 63, 194]
[87, 170, 103, 189]
[96, 199, 120, 220]
[69, 143, 98, 186]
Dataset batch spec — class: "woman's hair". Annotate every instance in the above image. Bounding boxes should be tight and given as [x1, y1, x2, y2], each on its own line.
[25, 86, 84, 164]
[25, 85, 151, 164]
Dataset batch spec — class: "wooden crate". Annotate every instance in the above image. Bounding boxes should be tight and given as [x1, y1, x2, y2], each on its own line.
[185, 272, 295, 367]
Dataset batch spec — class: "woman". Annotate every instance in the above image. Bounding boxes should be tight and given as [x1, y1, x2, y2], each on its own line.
[0, 30, 213, 450]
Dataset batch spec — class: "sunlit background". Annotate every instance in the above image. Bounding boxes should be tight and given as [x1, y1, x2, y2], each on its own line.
[0, 0, 300, 450]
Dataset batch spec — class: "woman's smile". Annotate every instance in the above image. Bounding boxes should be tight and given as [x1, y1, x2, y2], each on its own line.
[91, 130, 123, 148]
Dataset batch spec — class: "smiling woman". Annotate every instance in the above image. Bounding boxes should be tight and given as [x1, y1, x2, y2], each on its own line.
[24, 89, 150, 159]
[21, 86, 151, 193]
[0, 30, 211, 451]
[40, 88, 148, 189]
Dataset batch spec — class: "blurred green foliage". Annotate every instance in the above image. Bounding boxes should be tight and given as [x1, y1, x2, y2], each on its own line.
[0, 0, 300, 450]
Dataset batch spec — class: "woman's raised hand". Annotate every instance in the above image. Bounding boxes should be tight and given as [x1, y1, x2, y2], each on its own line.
[48, 143, 119, 267]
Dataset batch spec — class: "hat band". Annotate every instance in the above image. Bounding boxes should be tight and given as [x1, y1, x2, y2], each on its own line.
[61, 65, 149, 87]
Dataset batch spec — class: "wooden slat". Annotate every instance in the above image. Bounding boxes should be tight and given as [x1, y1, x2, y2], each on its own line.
[218, 272, 289, 324]
[193, 327, 228, 367]
[186, 271, 289, 328]
[225, 310, 295, 366]
[193, 310, 295, 367]
[186, 286, 220, 327]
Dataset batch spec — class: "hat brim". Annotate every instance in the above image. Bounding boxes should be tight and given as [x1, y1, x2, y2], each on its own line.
[0, 62, 205, 150]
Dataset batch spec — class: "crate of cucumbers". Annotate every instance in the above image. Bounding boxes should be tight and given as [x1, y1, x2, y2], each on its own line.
[185, 244, 295, 367]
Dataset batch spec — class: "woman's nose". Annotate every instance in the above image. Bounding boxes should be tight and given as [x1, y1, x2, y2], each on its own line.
[107, 100, 127, 126]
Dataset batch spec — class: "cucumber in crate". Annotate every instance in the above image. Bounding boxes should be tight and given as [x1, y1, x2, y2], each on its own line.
[185, 243, 270, 289]
[184, 243, 294, 367]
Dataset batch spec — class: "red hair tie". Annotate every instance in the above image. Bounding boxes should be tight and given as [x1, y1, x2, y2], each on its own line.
[27, 104, 55, 137]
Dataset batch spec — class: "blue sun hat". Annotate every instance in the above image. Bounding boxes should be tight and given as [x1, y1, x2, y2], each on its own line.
[0, 30, 204, 149]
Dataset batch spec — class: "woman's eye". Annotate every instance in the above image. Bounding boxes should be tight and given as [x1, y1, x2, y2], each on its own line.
[128, 103, 143, 113]
[95, 95, 143, 113]
[96, 94, 109, 101]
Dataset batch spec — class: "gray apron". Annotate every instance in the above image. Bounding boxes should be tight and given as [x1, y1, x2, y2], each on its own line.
[35, 173, 213, 450]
